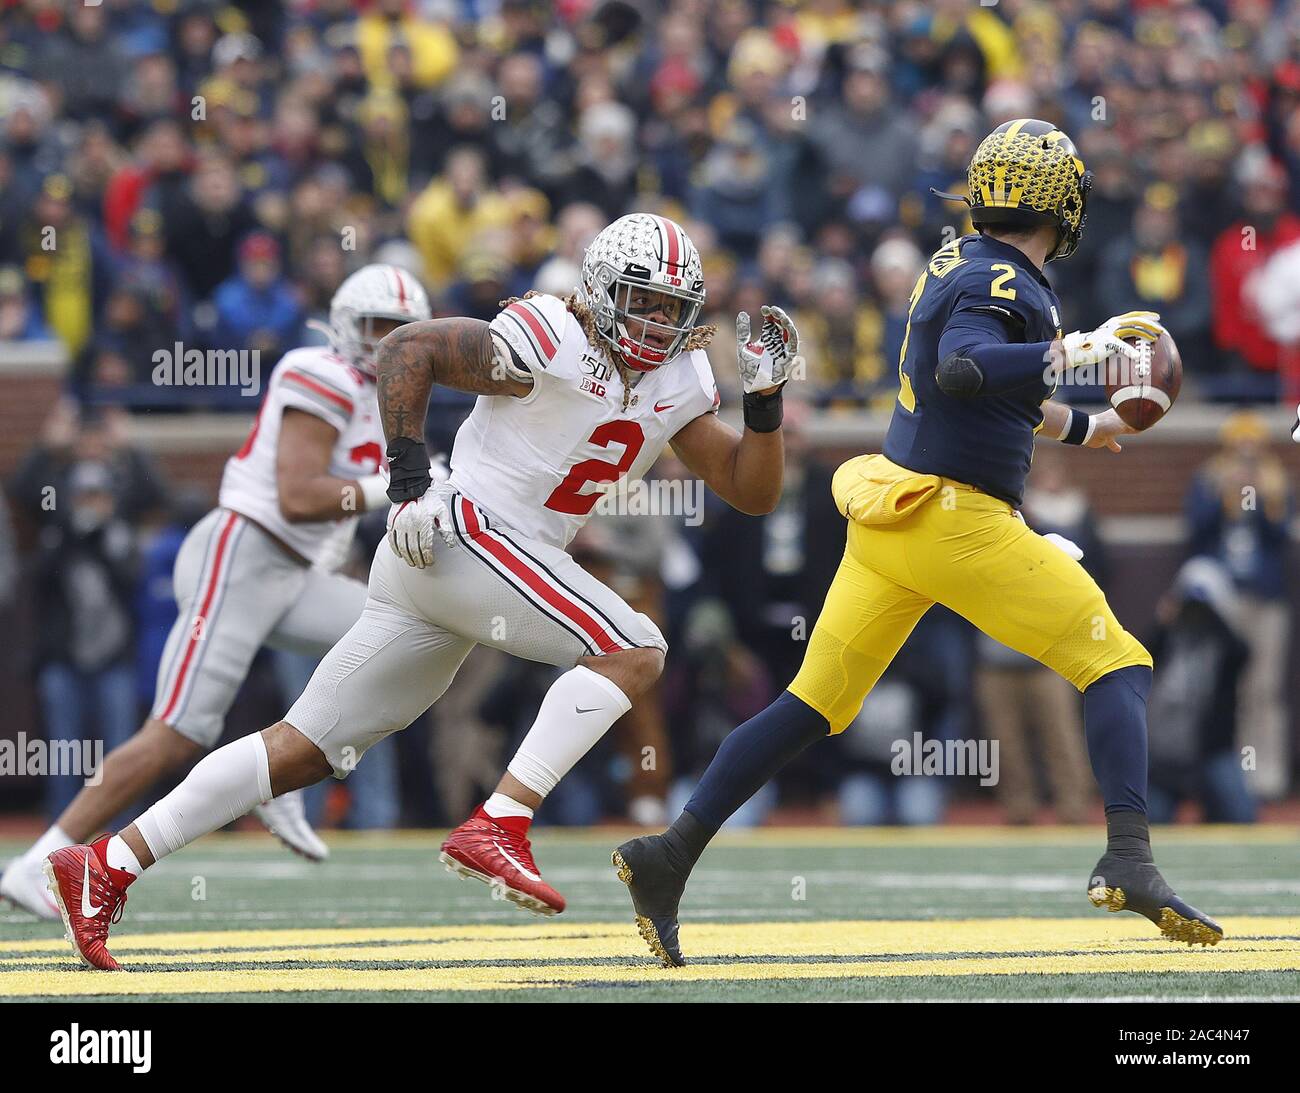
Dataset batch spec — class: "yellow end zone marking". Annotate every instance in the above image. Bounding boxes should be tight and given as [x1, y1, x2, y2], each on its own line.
[3, 918, 1298, 996]
[1, 918, 1297, 963]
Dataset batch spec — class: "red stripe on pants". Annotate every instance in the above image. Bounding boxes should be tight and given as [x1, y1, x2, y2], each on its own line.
[157, 512, 240, 722]
[458, 498, 623, 654]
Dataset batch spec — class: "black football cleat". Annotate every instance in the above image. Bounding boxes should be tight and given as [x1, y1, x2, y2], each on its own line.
[612, 835, 689, 967]
[1088, 853, 1223, 946]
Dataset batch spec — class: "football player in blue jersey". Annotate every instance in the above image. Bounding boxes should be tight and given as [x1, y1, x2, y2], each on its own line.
[614, 119, 1222, 966]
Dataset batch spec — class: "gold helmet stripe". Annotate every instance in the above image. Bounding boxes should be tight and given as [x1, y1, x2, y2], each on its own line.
[1002, 119, 1029, 140]
[992, 165, 1007, 205]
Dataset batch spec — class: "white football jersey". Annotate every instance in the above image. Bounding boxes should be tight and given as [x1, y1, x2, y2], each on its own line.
[220, 346, 385, 566]
[448, 293, 720, 548]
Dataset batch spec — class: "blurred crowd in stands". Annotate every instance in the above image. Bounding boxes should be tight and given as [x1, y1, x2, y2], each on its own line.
[0, 0, 1299, 405]
[0, 0, 1296, 827]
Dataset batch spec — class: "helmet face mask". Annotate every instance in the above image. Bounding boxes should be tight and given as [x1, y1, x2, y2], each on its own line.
[962, 118, 1092, 262]
[580, 213, 705, 371]
[1056, 167, 1093, 260]
[606, 275, 702, 371]
[335, 312, 412, 372]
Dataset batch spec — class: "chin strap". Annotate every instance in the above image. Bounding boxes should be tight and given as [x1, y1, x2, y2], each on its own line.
[305, 318, 364, 369]
[304, 317, 334, 340]
[929, 186, 973, 207]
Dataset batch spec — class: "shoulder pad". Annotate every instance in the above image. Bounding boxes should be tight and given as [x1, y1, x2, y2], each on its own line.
[489, 294, 570, 377]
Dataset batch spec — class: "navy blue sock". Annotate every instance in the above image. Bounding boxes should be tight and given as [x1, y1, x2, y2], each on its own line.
[1083, 665, 1151, 815]
[662, 691, 829, 870]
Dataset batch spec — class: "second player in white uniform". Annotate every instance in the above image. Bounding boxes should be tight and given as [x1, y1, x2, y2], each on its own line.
[43, 215, 803, 969]
[217, 345, 389, 566]
[0, 264, 430, 921]
[149, 344, 385, 744]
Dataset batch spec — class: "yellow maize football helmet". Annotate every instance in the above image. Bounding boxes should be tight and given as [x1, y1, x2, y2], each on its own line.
[935, 118, 1093, 262]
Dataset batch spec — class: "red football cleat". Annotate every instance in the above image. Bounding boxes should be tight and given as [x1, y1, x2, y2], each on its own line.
[43, 836, 134, 971]
[439, 807, 565, 916]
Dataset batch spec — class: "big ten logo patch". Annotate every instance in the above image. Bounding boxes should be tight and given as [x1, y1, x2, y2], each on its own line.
[580, 376, 607, 398]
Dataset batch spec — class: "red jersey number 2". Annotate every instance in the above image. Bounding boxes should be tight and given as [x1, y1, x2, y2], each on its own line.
[544, 420, 645, 515]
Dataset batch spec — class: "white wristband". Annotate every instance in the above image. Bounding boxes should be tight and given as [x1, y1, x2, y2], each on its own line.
[357, 473, 391, 512]
[1083, 415, 1097, 445]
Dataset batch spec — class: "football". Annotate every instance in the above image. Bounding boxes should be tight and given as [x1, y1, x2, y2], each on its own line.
[1104, 330, 1183, 430]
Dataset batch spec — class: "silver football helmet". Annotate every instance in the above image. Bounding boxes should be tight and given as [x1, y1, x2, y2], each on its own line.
[578, 213, 705, 371]
[319, 264, 431, 374]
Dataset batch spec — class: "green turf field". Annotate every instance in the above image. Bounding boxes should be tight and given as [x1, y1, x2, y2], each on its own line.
[2, 826, 1298, 1002]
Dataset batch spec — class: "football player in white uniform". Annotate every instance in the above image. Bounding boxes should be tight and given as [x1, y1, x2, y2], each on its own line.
[44, 214, 801, 969]
[1, 264, 429, 922]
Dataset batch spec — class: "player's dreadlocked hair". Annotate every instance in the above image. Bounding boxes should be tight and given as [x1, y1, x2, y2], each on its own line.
[501, 291, 716, 411]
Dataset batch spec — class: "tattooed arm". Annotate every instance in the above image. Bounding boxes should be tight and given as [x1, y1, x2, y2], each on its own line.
[376, 318, 532, 503]
[375, 318, 532, 444]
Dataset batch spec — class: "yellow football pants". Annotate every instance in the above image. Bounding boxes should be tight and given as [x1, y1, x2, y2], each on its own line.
[789, 455, 1152, 734]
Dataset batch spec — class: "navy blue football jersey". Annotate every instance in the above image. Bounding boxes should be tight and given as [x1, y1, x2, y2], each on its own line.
[882, 234, 1064, 507]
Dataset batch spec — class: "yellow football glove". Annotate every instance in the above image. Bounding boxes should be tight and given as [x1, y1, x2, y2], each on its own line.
[1059, 312, 1167, 370]
[1100, 310, 1167, 342]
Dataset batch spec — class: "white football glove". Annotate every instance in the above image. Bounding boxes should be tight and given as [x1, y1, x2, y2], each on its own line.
[736, 305, 799, 394]
[1059, 311, 1167, 370]
[387, 489, 454, 569]
[1292, 404, 1299, 443]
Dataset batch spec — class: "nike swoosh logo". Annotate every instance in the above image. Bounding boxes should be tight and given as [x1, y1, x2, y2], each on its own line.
[81, 855, 102, 918]
[653, 401, 674, 412]
[575, 706, 600, 714]
[492, 839, 541, 882]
